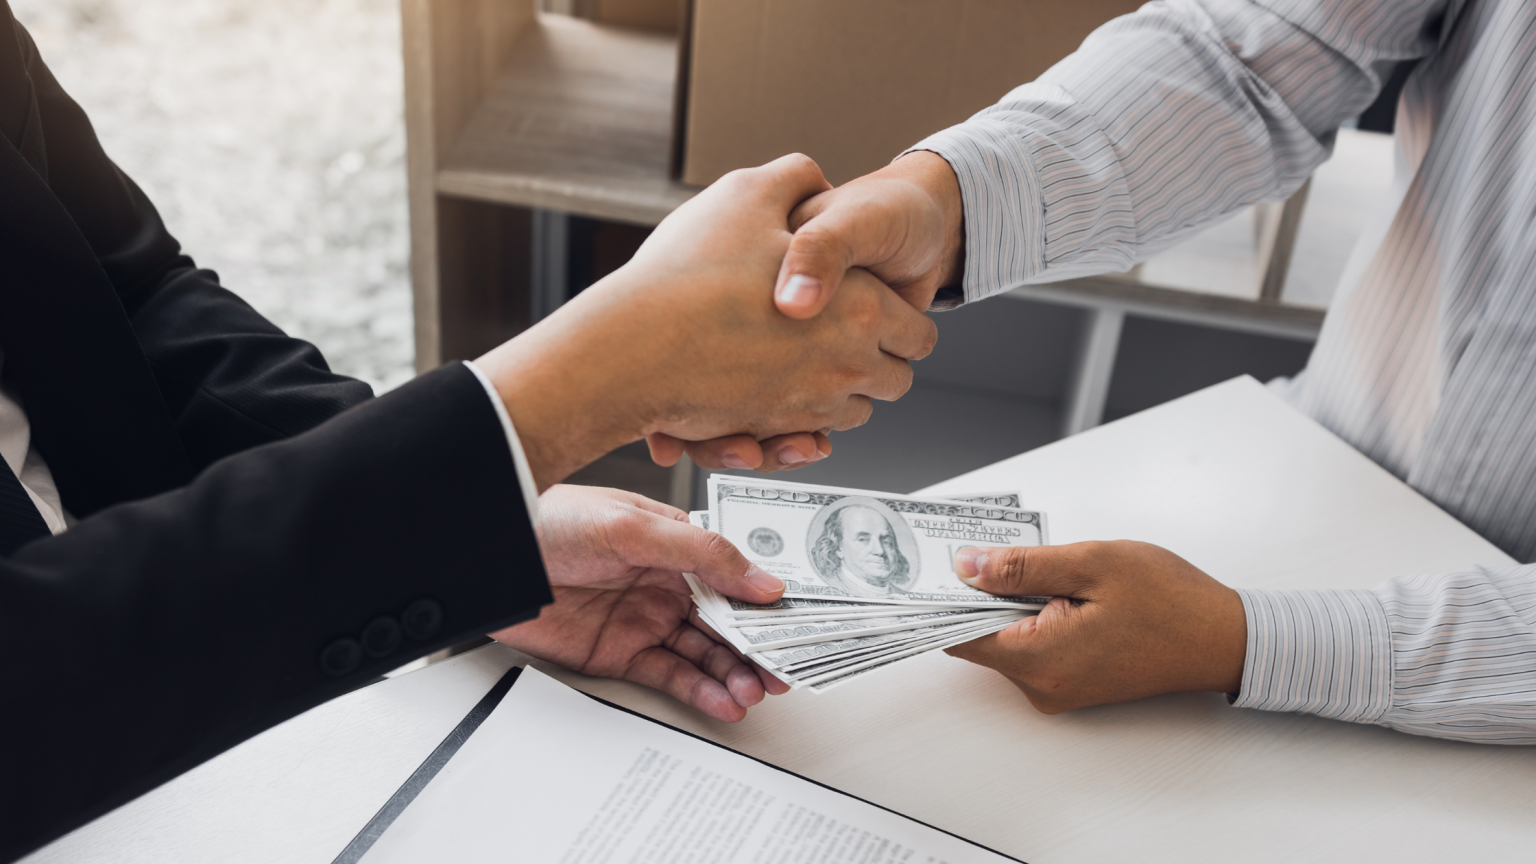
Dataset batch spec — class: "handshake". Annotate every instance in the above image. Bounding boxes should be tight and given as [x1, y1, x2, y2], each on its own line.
[473, 150, 967, 489]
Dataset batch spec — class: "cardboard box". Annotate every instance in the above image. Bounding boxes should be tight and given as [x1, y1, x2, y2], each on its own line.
[587, 0, 685, 32]
[679, 0, 1145, 187]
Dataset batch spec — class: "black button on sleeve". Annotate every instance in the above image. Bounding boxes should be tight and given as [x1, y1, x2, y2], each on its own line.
[401, 598, 444, 641]
[361, 616, 402, 658]
[319, 638, 362, 677]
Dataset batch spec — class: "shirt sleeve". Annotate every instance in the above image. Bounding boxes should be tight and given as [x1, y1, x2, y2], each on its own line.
[463, 360, 540, 525]
[906, 0, 1448, 303]
[1234, 565, 1536, 744]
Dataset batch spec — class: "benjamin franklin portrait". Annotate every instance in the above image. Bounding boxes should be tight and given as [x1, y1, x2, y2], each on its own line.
[807, 497, 919, 597]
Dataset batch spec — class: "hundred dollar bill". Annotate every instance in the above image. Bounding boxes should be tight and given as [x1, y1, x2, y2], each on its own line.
[804, 616, 1021, 693]
[686, 514, 942, 623]
[732, 607, 1018, 652]
[762, 614, 1024, 676]
[792, 617, 1018, 687]
[695, 488, 1025, 531]
[764, 629, 936, 674]
[687, 511, 1019, 623]
[692, 490, 1029, 618]
[721, 605, 963, 625]
[754, 615, 1021, 686]
[763, 615, 1020, 690]
[707, 476, 1050, 608]
[724, 595, 930, 618]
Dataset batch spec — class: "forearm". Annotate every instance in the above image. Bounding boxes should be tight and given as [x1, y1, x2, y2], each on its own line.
[1235, 564, 1536, 744]
[130, 261, 374, 470]
[0, 364, 550, 860]
[914, 0, 1443, 301]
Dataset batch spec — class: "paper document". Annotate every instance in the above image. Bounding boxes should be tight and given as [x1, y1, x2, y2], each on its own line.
[358, 668, 1018, 863]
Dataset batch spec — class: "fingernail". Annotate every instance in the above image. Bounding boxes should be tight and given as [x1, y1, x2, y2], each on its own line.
[746, 566, 784, 594]
[777, 274, 821, 307]
[777, 446, 810, 466]
[722, 452, 752, 470]
[953, 548, 989, 585]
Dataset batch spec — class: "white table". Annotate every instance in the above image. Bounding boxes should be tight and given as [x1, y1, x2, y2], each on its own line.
[26, 377, 1534, 863]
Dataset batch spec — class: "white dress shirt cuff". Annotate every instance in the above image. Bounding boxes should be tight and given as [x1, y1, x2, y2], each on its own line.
[462, 360, 540, 525]
[1232, 588, 1393, 724]
[902, 117, 1047, 304]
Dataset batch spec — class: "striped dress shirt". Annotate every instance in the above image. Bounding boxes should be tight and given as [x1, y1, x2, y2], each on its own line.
[913, 0, 1536, 743]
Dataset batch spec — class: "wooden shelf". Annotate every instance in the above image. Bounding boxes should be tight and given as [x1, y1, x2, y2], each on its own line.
[430, 13, 1323, 339]
[437, 14, 697, 226]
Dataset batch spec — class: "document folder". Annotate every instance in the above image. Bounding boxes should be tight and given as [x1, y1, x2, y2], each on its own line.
[334, 666, 1023, 863]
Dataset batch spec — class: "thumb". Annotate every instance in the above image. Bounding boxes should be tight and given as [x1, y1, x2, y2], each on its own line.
[952, 545, 1083, 600]
[774, 204, 860, 320]
[616, 512, 785, 605]
[686, 528, 787, 606]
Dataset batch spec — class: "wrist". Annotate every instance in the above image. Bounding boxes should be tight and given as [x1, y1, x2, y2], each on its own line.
[1201, 586, 1248, 695]
[474, 274, 661, 491]
[890, 150, 966, 289]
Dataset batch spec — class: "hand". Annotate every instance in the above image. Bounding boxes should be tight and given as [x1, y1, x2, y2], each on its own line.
[943, 541, 1247, 713]
[492, 485, 791, 723]
[644, 429, 832, 474]
[775, 150, 966, 319]
[474, 154, 938, 490]
[652, 150, 963, 474]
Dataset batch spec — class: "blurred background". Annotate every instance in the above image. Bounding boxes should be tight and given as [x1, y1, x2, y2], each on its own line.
[12, 0, 1404, 509]
[14, 0, 414, 393]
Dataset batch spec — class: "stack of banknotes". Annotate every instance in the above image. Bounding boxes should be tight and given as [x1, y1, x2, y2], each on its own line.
[686, 475, 1051, 694]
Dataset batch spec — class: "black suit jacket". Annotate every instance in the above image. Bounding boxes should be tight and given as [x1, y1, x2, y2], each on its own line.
[0, 8, 551, 860]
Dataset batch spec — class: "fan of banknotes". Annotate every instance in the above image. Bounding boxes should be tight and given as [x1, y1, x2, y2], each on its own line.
[685, 475, 1050, 694]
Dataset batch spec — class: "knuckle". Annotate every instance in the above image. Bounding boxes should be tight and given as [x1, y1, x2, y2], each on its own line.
[915, 320, 939, 359]
[789, 226, 842, 263]
[673, 666, 698, 697]
[889, 362, 914, 399]
[853, 400, 875, 429]
[992, 546, 1032, 579]
[817, 397, 867, 432]
[603, 506, 648, 549]
[781, 151, 822, 179]
[702, 642, 734, 669]
[699, 529, 740, 565]
[716, 166, 761, 196]
[596, 497, 635, 530]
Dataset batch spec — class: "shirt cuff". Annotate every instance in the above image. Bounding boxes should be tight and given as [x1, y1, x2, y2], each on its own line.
[1232, 588, 1393, 724]
[462, 360, 540, 525]
[902, 118, 1047, 304]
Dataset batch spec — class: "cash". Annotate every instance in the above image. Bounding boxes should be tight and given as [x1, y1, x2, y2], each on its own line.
[686, 477, 1051, 693]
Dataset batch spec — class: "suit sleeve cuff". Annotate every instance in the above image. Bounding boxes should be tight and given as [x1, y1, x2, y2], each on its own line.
[902, 119, 1047, 304]
[1232, 588, 1394, 724]
[463, 360, 539, 525]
